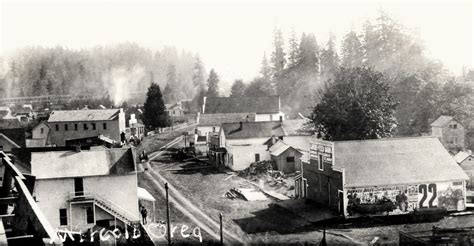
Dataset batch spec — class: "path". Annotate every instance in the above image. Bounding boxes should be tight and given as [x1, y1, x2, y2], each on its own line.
[143, 136, 244, 244]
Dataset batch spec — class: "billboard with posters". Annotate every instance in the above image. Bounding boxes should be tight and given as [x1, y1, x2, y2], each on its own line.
[345, 181, 465, 217]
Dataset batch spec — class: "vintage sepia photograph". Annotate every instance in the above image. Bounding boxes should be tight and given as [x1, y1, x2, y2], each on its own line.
[0, 0, 473, 244]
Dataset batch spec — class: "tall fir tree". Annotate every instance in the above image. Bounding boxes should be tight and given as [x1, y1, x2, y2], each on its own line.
[230, 79, 246, 97]
[341, 29, 364, 68]
[298, 33, 320, 72]
[143, 83, 170, 130]
[270, 28, 286, 75]
[260, 53, 273, 82]
[207, 69, 219, 98]
[164, 64, 177, 103]
[192, 55, 206, 89]
[320, 33, 339, 79]
[288, 28, 300, 67]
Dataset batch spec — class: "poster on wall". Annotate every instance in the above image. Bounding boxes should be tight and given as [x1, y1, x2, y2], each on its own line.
[346, 181, 465, 217]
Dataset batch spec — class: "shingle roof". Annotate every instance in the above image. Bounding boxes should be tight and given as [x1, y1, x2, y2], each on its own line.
[454, 151, 472, 163]
[31, 148, 136, 179]
[331, 137, 468, 187]
[204, 96, 280, 114]
[198, 113, 256, 126]
[48, 109, 121, 122]
[430, 115, 456, 127]
[222, 121, 284, 139]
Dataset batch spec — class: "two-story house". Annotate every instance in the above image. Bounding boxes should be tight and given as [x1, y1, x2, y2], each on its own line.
[431, 115, 466, 153]
[29, 147, 140, 231]
[47, 109, 126, 146]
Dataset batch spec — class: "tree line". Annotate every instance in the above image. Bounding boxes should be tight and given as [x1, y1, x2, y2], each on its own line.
[227, 11, 473, 140]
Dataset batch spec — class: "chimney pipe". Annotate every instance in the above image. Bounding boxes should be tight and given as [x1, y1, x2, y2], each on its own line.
[239, 121, 243, 130]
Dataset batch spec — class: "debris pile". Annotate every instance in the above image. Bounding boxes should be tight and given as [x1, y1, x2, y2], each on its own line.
[238, 161, 274, 177]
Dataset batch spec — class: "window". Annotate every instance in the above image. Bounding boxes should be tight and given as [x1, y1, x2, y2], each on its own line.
[86, 207, 94, 224]
[453, 124, 458, 129]
[286, 156, 295, 162]
[318, 154, 324, 170]
[59, 208, 67, 226]
[103, 123, 107, 130]
[92, 123, 96, 130]
[83, 123, 88, 130]
[74, 124, 78, 131]
[64, 124, 68, 131]
[55, 124, 59, 131]
[40, 128, 44, 134]
[255, 154, 260, 162]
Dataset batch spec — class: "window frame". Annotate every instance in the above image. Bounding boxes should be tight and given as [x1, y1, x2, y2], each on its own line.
[59, 208, 68, 226]
[318, 154, 324, 171]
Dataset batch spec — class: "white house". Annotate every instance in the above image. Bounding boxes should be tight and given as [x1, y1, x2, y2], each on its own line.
[219, 121, 285, 171]
[30, 147, 141, 231]
[47, 109, 126, 146]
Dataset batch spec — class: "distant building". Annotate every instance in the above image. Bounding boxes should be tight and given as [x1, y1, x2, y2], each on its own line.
[298, 137, 468, 218]
[32, 121, 50, 139]
[454, 151, 474, 189]
[196, 112, 255, 144]
[30, 147, 140, 231]
[166, 103, 184, 117]
[219, 121, 285, 170]
[431, 115, 465, 153]
[202, 95, 285, 122]
[47, 109, 126, 146]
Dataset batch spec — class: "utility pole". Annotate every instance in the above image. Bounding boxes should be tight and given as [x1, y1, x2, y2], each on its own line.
[219, 213, 223, 245]
[165, 183, 171, 245]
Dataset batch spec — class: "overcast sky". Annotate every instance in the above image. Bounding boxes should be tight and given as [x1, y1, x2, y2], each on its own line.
[1, 0, 473, 83]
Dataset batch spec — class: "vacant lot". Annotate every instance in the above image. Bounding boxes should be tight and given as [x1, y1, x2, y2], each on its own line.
[152, 150, 352, 244]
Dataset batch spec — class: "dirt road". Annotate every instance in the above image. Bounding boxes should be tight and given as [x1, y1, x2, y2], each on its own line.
[143, 137, 245, 244]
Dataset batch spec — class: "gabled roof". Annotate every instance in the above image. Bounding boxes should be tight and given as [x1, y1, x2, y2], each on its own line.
[330, 137, 468, 187]
[221, 121, 284, 140]
[269, 140, 302, 156]
[454, 151, 473, 164]
[430, 115, 457, 127]
[31, 148, 136, 179]
[48, 109, 121, 122]
[198, 113, 256, 126]
[32, 121, 50, 131]
[204, 96, 280, 114]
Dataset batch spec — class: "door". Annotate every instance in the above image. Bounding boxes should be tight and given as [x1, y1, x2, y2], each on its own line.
[338, 190, 344, 214]
[74, 177, 84, 196]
